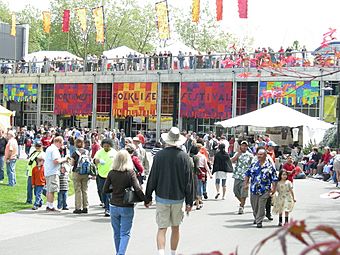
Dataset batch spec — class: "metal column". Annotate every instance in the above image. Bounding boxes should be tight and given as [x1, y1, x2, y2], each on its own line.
[92, 74, 98, 129]
[178, 72, 183, 130]
[110, 74, 115, 130]
[319, 69, 324, 120]
[36, 75, 42, 125]
[231, 71, 237, 118]
[156, 72, 162, 142]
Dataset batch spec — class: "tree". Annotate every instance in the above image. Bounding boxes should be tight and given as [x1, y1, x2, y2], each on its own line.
[174, 3, 253, 53]
[292, 40, 301, 51]
[0, 1, 10, 23]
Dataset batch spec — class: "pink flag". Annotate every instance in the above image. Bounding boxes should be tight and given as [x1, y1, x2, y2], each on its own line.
[238, 0, 248, 19]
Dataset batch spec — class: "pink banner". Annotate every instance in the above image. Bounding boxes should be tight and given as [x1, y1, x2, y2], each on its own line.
[238, 0, 248, 19]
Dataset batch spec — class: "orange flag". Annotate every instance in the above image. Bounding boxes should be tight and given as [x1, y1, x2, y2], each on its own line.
[42, 11, 51, 33]
[216, 0, 223, 21]
[192, 0, 200, 23]
[10, 14, 16, 36]
[76, 8, 87, 32]
[155, 1, 170, 40]
[92, 6, 104, 43]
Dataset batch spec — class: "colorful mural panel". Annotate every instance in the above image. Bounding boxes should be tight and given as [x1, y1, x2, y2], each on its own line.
[54, 83, 93, 115]
[4, 84, 38, 102]
[180, 82, 232, 119]
[259, 81, 319, 106]
[112, 82, 157, 117]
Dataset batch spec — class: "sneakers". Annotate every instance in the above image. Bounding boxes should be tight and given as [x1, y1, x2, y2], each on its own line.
[238, 206, 244, 214]
[278, 222, 283, 227]
[215, 193, 220, 199]
[203, 193, 208, 199]
[104, 210, 110, 217]
[256, 222, 263, 228]
[46, 207, 59, 212]
[81, 208, 88, 214]
[62, 207, 69, 210]
[32, 206, 38, 210]
[73, 209, 82, 214]
[266, 214, 273, 221]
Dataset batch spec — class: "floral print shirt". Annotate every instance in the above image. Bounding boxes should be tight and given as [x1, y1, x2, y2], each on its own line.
[232, 151, 254, 180]
[245, 160, 278, 195]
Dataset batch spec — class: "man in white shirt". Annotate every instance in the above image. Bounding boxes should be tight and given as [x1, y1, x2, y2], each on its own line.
[44, 136, 68, 212]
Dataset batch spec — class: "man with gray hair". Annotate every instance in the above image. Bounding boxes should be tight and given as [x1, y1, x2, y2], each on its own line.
[4, 130, 18, 186]
[145, 127, 193, 255]
[244, 147, 278, 228]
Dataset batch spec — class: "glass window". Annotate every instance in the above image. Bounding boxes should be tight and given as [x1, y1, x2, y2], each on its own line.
[161, 84, 175, 114]
[23, 113, 37, 127]
[97, 84, 111, 113]
[41, 84, 54, 112]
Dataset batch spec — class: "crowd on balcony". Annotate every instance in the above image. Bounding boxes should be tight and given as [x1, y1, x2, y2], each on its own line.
[1, 45, 340, 75]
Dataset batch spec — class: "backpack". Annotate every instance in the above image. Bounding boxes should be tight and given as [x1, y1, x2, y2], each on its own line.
[75, 150, 97, 176]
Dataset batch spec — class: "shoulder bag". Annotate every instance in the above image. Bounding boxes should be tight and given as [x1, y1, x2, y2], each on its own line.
[123, 187, 143, 204]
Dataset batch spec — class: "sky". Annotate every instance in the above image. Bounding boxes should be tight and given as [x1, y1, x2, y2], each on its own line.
[3, 0, 340, 51]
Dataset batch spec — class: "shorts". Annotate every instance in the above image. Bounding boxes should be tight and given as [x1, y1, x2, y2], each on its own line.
[156, 203, 184, 228]
[46, 174, 60, 193]
[233, 179, 248, 198]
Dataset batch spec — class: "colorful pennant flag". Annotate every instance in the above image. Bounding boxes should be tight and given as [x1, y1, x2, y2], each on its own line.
[92, 6, 105, 43]
[238, 0, 248, 19]
[324, 95, 337, 123]
[155, 1, 170, 40]
[10, 13, 16, 36]
[216, 0, 223, 21]
[62, 9, 70, 33]
[192, 0, 200, 23]
[76, 8, 87, 32]
[42, 11, 51, 33]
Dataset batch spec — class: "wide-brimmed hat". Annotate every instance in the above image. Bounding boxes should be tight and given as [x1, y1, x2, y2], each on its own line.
[161, 127, 186, 147]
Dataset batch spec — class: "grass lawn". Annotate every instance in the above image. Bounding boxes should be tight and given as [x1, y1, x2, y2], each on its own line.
[0, 159, 74, 214]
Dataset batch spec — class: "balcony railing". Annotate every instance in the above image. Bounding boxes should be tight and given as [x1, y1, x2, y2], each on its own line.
[1, 50, 339, 76]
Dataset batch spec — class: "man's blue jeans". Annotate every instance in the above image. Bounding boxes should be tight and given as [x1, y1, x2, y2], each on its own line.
[57, 190, 68, 209]
[0, 155, 4, 181]
[26, 176, 33, 203]
[110, 205, 134, 255]
[34, 186, 44, 207]
[97, 176, 110, 212]
[6, 159, 17, 186]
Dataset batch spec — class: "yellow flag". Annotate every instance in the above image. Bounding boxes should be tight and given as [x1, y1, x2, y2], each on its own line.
[10, 13, 16, 36]
[324, 95, 337, 123]
[192, 0, 200, 23]
[42, 11, 51, 33]
[76, 8, 87, 32]
[155, 1, 170, 40]
[92, 6, 104, 43]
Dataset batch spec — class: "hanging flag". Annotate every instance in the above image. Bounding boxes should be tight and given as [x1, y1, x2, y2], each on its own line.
[92, 6, 104, 43]
[155, 1, 170, 40]
[324, 95, 337, 123]
[238, 0, 248, 19]
[216, 0, 223, 21]
[192, 0, 200, 23]
[62, 9, 70, 33]
[76, 8, 87, 32]
[42, 11, 51, 33]
[10, 13, 16, 36]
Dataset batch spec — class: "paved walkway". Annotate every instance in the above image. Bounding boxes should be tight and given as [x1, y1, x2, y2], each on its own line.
[0, 176, 339, 255]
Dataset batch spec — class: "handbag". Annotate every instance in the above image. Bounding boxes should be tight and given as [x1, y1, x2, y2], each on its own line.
[123, 187, 143, 204]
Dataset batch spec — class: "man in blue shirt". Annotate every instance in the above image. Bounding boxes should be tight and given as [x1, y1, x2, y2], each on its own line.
[244, 148, 278, 228]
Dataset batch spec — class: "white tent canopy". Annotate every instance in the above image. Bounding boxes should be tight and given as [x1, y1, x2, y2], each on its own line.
[157, 41, 198, 55]
[103, 46, 142, 59]
[0, 105, 13, 130]
[215, 103, 333, 146]
[24, 51, 83, 62]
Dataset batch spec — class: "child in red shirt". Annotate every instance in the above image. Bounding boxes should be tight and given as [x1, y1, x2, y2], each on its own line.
[282, 155, 297, 183]
[31, 155, 46, 210]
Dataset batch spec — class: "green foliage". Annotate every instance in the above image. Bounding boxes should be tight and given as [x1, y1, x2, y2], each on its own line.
[0, 1, 11, 23]
[320, 127, 337, 149]
[302, 140, 317, 155]
[174, 3, 253, 53]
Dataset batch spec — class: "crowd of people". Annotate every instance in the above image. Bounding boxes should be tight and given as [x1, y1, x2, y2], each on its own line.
[2, 45, 340, 75]
[0, 125, 339, 254]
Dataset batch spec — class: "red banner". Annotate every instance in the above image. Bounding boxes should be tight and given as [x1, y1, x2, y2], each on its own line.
[54, 84, 93, 115]
[238, 0, 248, 19]
[180, 82, 232, 119]
[62, 10, 70, 33]
[216, 0, 223, 21]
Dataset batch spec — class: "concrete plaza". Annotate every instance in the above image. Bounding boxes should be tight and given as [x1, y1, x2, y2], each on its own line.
[0, 175, 339, 255]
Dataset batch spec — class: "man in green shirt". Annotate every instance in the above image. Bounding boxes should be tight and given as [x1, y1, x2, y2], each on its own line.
[94, 139, 117, 216]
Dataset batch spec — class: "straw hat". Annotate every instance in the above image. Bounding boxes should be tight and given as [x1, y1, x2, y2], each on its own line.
[161, 127, 186, 147]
